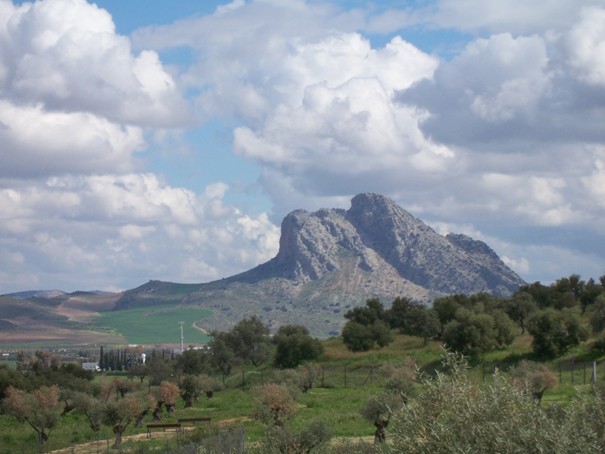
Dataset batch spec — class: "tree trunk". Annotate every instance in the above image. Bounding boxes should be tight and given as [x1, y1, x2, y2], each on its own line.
[38, 430, 49, 445]
[374, 419, 389, 443]
[25, 419, 48, 445]
[532, 386, 548, 404]
[166, 402, 176, 413]
[112, 426, 124, 449]
[153, 404, 163, 421]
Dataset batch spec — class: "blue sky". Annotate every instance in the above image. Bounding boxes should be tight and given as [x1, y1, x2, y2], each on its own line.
[1, 0, 605, 294]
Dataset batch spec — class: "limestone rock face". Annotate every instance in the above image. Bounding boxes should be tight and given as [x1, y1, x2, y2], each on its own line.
[117, 193, 525, 336]
[262, 193, 523, 297]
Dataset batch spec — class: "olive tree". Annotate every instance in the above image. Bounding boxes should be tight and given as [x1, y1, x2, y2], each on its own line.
[588, 295, 605, 334]
[2, 385, 62, 445]
[402, 304, 440, 345]
[360, 362, 416, 444]
[342, 320, 393, 352]
[273, 324, 324, 369]
[175, 348, 210, 375]
[501, 291, 538, 334]
[442, 308, 515, 356]
[211, 316, 272, 367]
[253, 383, 331, 453]
[180, 375, 204, 408]
[341, 321, 375, 352]
[527, 308, 588, 357]
[102, 395, 143, 449]
[360, 391, 406, 444]
[72, 391, 105, 432]
[345, 298, 386, 326]
[509, 360, 558, 403]
[208, 334, 236, 375]
[391, 350, 605, 453]
[155, 381, 180, 418]
[252, 383, 297, 427]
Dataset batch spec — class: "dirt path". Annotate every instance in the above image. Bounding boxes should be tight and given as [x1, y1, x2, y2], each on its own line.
[49, 430, 175, 454]
[49, 418, 251, 454]
[48, 417, 373, 453]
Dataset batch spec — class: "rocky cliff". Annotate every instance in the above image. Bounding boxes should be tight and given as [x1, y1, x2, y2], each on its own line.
[117, 193, 525, 336]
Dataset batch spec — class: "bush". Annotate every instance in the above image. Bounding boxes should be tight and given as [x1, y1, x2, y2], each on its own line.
[390, 350, 605, 453]
[172, 425, 246, 454]
[259, 420, 331, 454]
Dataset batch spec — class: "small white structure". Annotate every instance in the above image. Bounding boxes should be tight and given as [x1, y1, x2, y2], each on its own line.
[82, 362, 100, 372]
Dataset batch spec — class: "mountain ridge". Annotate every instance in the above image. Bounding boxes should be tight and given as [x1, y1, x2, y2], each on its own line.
[116, 193, 525, 336]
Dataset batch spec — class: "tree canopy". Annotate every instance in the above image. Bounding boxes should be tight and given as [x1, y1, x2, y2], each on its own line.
[273, 324, 323, 369]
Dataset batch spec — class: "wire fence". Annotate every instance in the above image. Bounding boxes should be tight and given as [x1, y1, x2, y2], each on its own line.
[231, 360, 605, 390]
[231, 364, 407, 389]
[480, 358, 605, 386]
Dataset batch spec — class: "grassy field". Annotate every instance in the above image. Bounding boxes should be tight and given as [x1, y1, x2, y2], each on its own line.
[93, 305, 213, 345]
[2, 331, 605, 453]
[0, 334, 437, 453]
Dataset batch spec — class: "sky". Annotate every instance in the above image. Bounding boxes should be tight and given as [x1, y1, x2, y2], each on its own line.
[1, 0, 605, 294]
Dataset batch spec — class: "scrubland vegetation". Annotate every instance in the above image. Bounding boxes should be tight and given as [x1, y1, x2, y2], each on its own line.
[1, 273, 605, 453]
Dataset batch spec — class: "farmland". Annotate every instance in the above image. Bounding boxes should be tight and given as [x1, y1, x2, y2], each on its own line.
[0, 292, 214, 348]
[93, 305, 214, 345]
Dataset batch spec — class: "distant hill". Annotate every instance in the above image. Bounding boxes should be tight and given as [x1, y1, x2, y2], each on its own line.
[2, 290, 67, 300]
[0, 293, 124, 346]
[117, 193, 525, 337]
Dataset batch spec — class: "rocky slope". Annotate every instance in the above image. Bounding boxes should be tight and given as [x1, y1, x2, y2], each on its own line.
[117, 193, 525, 337]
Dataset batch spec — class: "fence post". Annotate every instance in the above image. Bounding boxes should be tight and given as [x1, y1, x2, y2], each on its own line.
[593, 361, 597, 384]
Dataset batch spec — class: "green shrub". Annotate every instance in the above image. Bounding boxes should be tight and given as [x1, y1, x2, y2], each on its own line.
[390, 350, 605, 453]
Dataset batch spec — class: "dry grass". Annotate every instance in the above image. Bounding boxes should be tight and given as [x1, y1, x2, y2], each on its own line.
[322, 334, 441, 365]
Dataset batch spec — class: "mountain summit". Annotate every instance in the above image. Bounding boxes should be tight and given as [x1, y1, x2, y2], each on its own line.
[118, 193, 525, 336]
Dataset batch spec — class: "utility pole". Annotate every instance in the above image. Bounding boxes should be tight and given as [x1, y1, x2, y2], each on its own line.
[178, 321, 184, 353]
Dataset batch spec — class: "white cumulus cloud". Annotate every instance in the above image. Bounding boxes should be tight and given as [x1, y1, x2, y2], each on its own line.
[2, 0, 605, 292]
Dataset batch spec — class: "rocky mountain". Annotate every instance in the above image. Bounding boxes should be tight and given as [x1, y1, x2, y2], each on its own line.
[116, 193, 525, 337]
